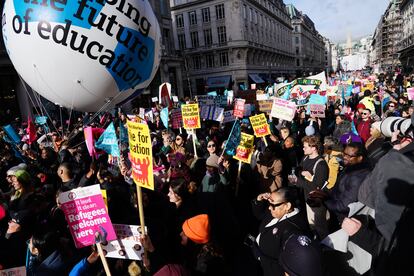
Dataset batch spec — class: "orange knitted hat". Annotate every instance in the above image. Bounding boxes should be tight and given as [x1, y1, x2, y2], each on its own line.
[182, 214, 210, 244]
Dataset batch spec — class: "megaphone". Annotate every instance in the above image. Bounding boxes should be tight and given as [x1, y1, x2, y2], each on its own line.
[380, 117, 412, 137]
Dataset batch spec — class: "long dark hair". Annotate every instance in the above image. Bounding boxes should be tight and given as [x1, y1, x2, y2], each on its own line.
[31, 231, 59, 262]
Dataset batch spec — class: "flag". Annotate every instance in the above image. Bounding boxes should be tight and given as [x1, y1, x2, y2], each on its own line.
[84, 127, 96, 158]
[26, 116, 37, 145]
[282, 84, 292, 100]
[95, 122, 120, 157]
[223, 120, 241, 156]
[119, 122, 128, 143]
[35, 116, 48, 125]
[351, 120, 358, 136]
[160, 107, 169, 129]
[3, 124, 21, 144]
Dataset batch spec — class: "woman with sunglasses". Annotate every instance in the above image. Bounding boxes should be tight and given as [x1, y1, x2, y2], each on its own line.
[172, 134, 186, 156]
[206, 141, 218, 157]
[251, 187, 310, 276]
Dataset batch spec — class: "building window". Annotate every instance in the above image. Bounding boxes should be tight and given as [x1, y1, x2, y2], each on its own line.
[189, 11, 197, 25]
[203, 29, 212, 46]
[206, 54, 215, 68]
[243, 5, 247, 19]
[190, 31, 199, 48]
[178, 33, 186, 49]
[193, 56, 202, 69]
[202, 7, 210, 23]
[295, 36, 299, 44]
[249, 8, 253, 22]
[217, 26, 227, 44]
[219, 52, 229, 66]
[295, 47, 299, 54]
[176, 14, 184, 28]
[216, 4, 225, 20]
[294, 26, 298, 32]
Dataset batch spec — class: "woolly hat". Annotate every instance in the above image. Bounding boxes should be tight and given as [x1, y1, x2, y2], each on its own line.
[280, 235, 322, 276]
[356, 103, 366, 110]
[305, 125, 315, 136]
[6, 163, 27, 176]
[14, 170, 31, 186]
[206, 154, 219, 168]
[182, 214, 210, 244]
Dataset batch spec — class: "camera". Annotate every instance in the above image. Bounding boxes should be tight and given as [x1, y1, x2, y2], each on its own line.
[380, 117, 413, 138]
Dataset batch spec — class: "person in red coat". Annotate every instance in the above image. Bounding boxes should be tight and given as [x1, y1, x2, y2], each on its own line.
[356, 108, 372, 144]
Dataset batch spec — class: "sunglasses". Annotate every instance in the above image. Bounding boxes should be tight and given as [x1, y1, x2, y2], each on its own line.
[176, 137, 182, 141]
[362, 112, 369, 115]
[268, 201, 286, 209]
[207, 144, 216, 148]
[389, 105, 395, 108]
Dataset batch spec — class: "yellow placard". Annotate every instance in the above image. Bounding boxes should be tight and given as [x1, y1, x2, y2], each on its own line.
[181, 103, 201, 129]
[233, 132, 254, 163]
[249, 113, 271, 138]
[127, 120, 154, 190]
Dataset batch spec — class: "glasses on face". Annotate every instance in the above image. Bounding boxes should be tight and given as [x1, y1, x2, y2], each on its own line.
[268, 201, 286, 209]
[389, 105, 395, 108]
[362, 112, 369, 115]
[207, 144, 216, 148]
[343, 152, 359, 158]
[176, 137, 182, 141]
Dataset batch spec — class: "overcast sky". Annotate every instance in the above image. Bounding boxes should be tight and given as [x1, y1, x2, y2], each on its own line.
[286, 0, 390, 43]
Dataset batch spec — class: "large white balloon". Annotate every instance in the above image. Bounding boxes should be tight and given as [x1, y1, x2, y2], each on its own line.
[2, 0, 161, 111]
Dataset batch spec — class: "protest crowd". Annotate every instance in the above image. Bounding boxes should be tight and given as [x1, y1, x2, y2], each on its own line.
[0, 71, 414, 276]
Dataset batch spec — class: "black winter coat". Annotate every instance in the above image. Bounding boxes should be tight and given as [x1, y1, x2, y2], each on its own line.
[325, 162, 371, 222]
[252, 200, 310, 276]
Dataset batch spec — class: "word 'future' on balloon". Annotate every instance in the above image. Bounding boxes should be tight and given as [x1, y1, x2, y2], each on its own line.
[13, 0, 153, 90]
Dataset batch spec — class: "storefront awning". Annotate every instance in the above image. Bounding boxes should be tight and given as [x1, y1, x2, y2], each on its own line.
[259, 74, 274, 84]
[249, 74, 265, 84]
[206, 75, 231, 88]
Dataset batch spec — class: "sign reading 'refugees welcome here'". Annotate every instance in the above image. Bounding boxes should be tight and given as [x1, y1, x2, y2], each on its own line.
[11, 0, 153, 89]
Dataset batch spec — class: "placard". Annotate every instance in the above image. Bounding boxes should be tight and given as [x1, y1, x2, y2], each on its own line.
[234, 99, 246, 118]
[310, 104, 326, 118]
[0, 266, 26, 276]
[223, 110, 236, 123]
[59, 184, 117, 248]
[258, 100, 273, 114]
[407, 87, 414, 101]
[270, 98, 297, 121]
[233, 132, 254, 163]
[102, 224, 146, 260]
[181, 104, 201, 129]
[200, 106, 224, 122]
[172, 96, 179, 102]
[249, 113, 271, 137]
[171, 109, 183, 129]
[127, 121, 154, 190]
[151, 97, 158, 102]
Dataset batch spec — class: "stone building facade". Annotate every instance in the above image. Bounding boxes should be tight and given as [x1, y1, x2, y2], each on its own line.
[286, 4, 325, 75]
[170, 0, 295, 94]
[398, 0, 414, 71]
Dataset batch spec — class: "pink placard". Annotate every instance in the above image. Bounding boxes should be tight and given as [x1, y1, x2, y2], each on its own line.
[59, 184, 116, 248]
[407, 87, 414, 101]
[233, 98, 246, 118]
[171, 109, 183, 129]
